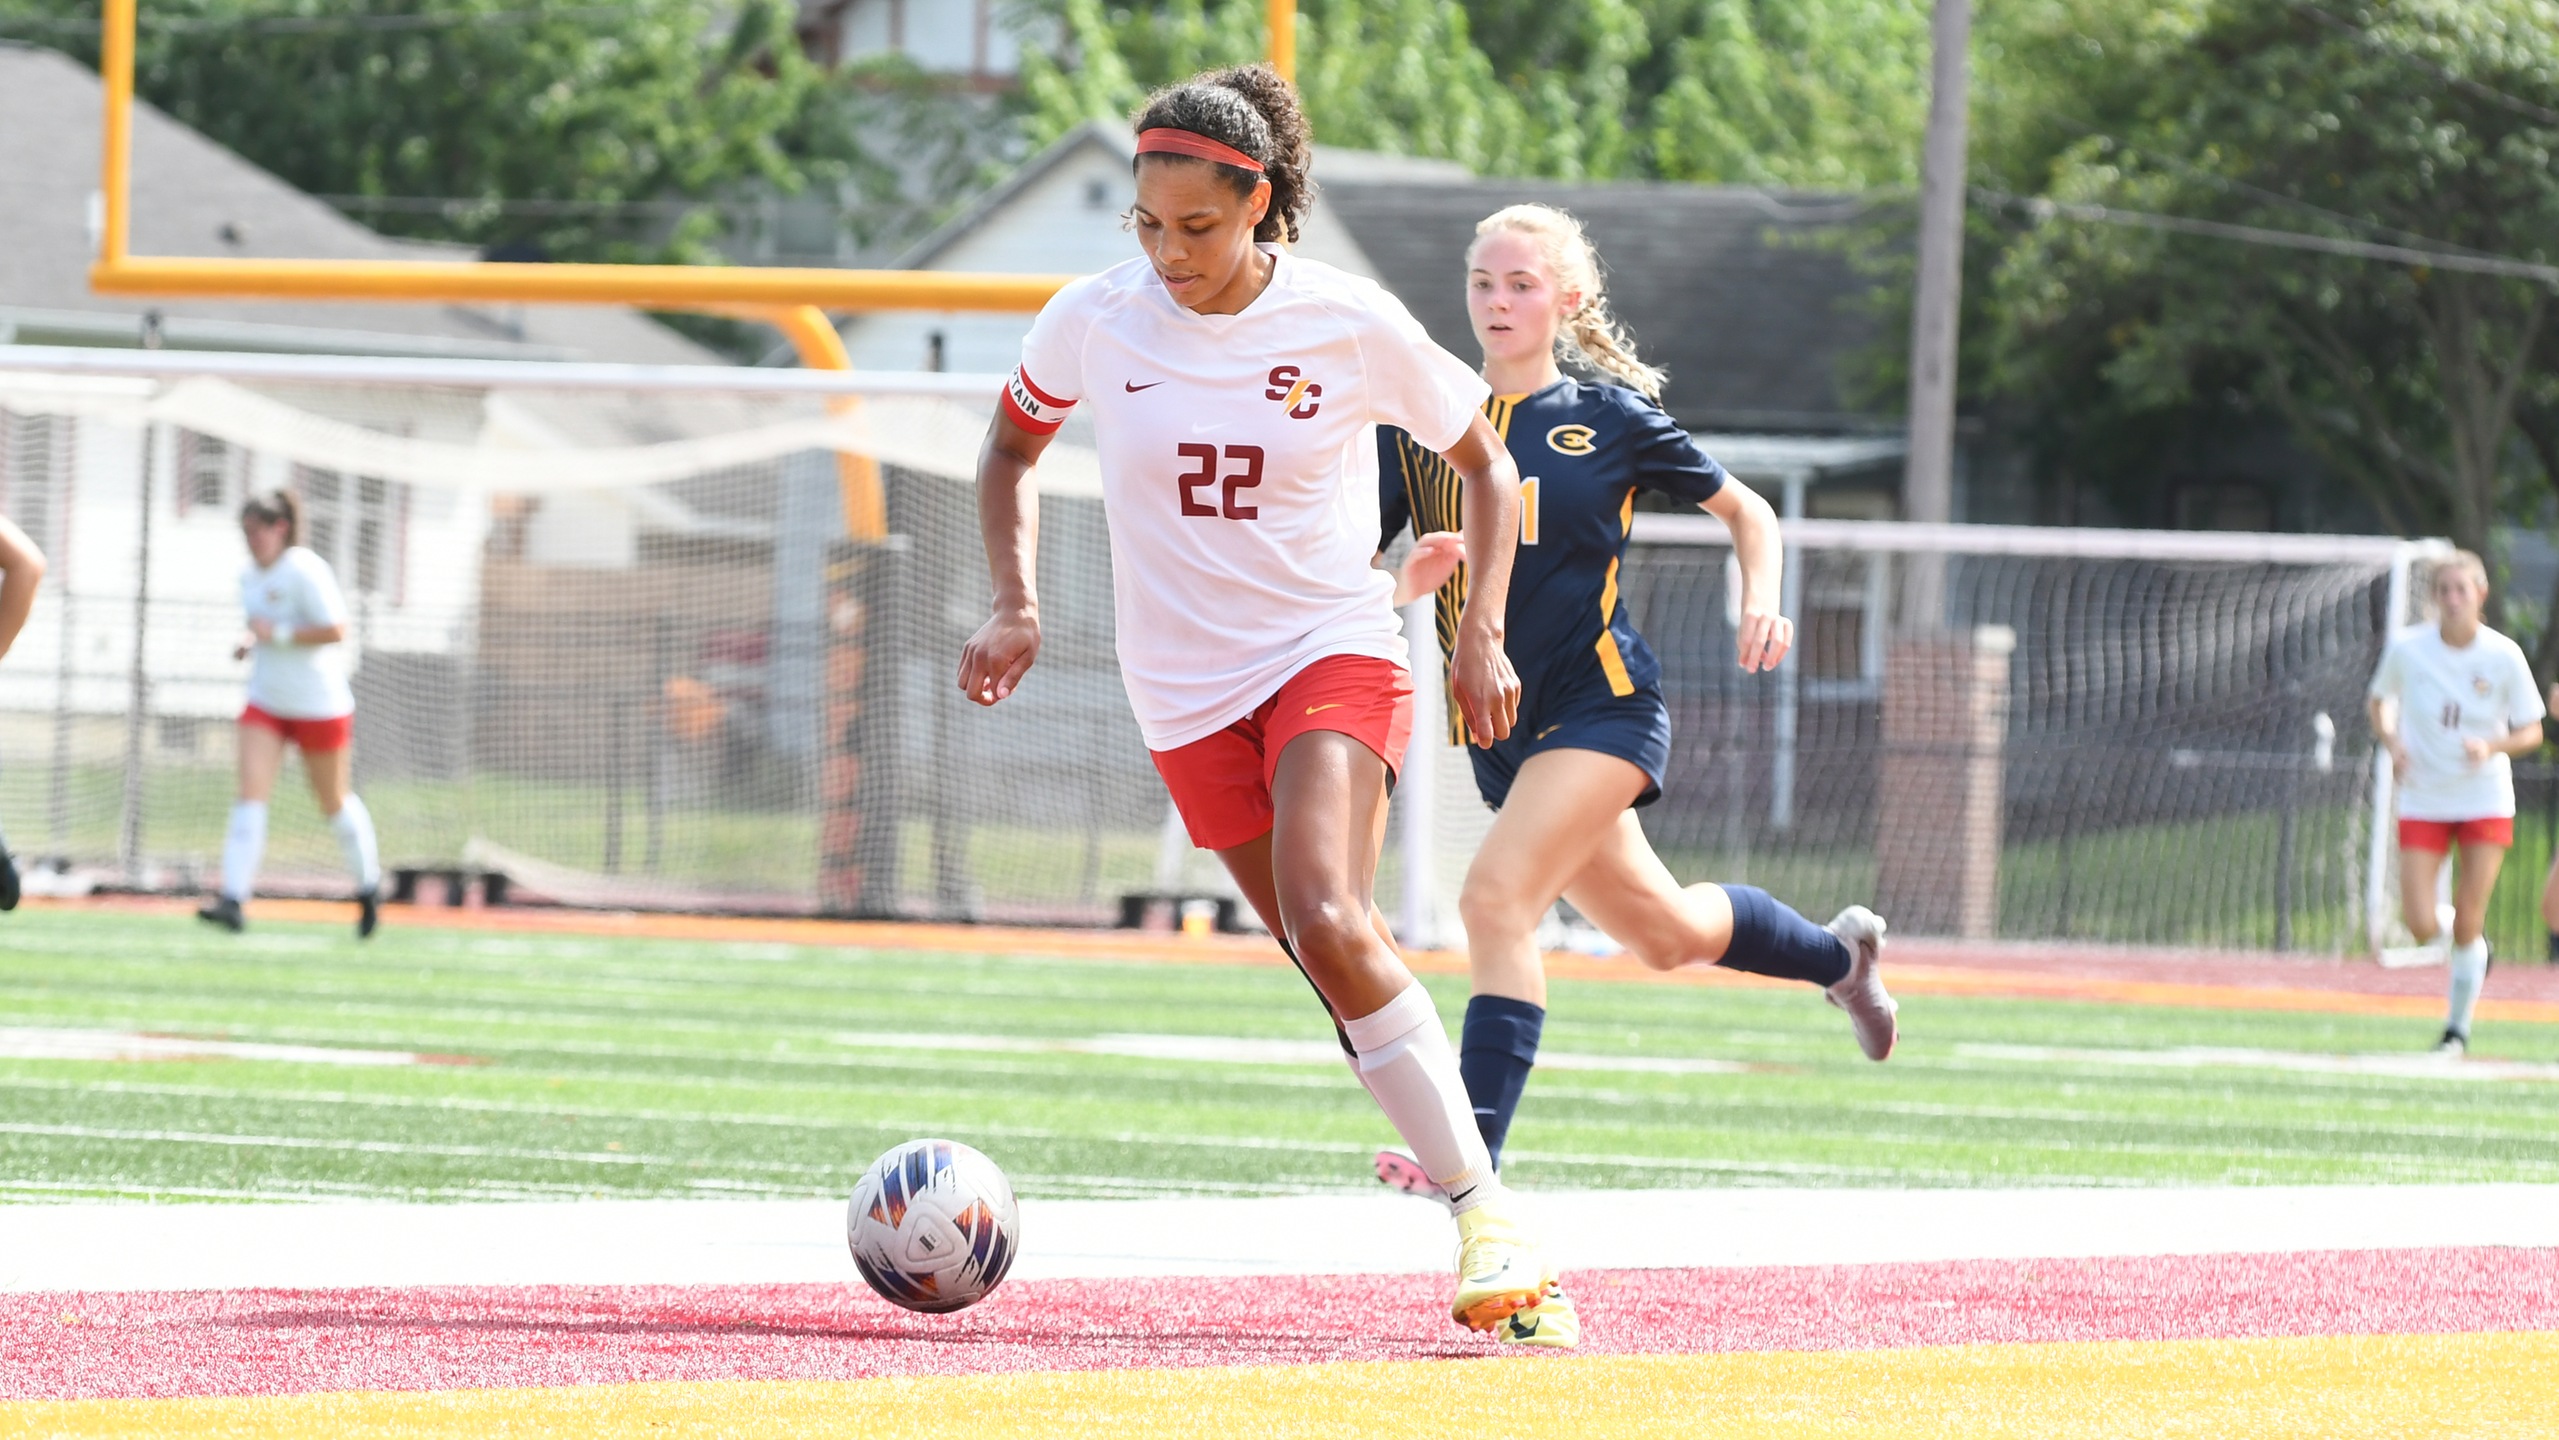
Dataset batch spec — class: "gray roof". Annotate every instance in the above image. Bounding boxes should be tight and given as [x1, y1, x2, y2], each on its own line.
[1321, 179, 1891, 432]
[0, 44, 717, 364]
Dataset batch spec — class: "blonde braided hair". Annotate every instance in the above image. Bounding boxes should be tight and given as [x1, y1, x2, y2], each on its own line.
[1470, 203, 1667, 399]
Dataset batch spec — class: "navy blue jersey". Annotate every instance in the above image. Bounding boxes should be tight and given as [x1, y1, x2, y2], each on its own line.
[1379, 378, 1727, 730]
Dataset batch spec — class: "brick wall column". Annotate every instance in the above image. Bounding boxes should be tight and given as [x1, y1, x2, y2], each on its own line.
[1876, 625, 2015, 938]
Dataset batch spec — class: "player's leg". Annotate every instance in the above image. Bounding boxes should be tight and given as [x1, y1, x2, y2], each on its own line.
[1451, 748, 1650, 1169]
[2541, 847, 2559, 963]
[204, 717, 285, 931]
[2440, 834, 2507, 1054]
[0, 804, 18, 913]
[1263, 728, 1544, 1332]
[1562, 815, 1895, 1059]
[2398, 839, 2446, 946]
[302, 733, 382, 939]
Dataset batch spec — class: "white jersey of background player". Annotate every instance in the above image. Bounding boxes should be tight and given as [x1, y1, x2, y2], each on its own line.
[0, 512, 46, 912]
[199, 491, 384, 938]
[2366, 550, 2544, 1055]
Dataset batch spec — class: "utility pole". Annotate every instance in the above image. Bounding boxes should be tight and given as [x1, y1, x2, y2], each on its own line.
[1902, 0, 1971, 532]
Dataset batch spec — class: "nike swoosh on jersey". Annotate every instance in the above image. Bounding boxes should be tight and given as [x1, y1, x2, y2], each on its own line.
[1537, 724, 1562, 739]
[1124, 380, 1165, 392]
[1304, 703, 1344, 715]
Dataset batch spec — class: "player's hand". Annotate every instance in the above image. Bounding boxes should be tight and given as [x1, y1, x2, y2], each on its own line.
[2389, 741, 2412, 776]
[1450, 620, 1519, 747]
[958, 605, 1041, 706]
[248, 618, 276, 644]
[2462, 737, 2493, 763]
[1736, 606, 1793, 674]
[1394, 531, 1466, 608]
[232, 642, 250, 662]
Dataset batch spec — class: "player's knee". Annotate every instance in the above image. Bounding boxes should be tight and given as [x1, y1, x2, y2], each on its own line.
[1457, 870, 1541, 942]
[1281, 894, 1373, 974]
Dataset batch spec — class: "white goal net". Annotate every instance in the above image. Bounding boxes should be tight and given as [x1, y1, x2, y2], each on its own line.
[0, 347, 2437, 948]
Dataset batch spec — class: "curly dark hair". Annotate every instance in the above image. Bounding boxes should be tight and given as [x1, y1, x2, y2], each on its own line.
[1131, 63, 1313, 244]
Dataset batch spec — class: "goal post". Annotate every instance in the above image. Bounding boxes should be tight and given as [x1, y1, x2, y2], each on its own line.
[1392, 512, 2445, 955]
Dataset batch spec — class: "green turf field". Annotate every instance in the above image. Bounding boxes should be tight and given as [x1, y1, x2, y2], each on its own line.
[2, 908, 2555, 1205]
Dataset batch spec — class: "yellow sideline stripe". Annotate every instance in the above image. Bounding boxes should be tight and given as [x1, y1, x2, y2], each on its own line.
[8, 1331, 2550, 1440]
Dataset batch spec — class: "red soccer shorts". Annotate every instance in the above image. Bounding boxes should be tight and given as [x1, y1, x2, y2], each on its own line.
[241, 704, 353, 753]
[2398, 816, 2513, 853]
[1150, 654, 1415, 851]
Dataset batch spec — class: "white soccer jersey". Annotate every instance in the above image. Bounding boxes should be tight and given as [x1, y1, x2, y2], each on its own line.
[2368, 622, 2544, 821]
[239, 545, 355, 720]
[1006, 248, 1489, 750]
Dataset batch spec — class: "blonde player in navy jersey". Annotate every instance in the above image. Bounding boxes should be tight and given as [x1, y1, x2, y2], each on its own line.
[1372, 208, 1898, 1341]
[199, 491, 383, 938]
[0, 513, 46, 912]
[957, 65, 1573, 1343]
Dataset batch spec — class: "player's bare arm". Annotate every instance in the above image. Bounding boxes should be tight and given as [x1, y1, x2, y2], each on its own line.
[2463, 719, 2544, 762]
[1704, 480, 1792, 674]
[1389, 529, 1466, 607]
[1440, 413, 1522, 747]
[0, 512, 47, 664]
[2367, 694, 2411, 775]
[958, 411, 1053, 707]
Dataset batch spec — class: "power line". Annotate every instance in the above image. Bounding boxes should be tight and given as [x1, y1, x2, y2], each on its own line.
[2284, 0, 2559, 129]
[1975, 187, 2559, 285]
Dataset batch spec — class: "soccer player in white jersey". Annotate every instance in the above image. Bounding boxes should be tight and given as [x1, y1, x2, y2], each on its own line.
[0, 512, 47, 912]
[2367, 550, 2543, 1055]
[199, 491, 383, 938]
[956, 64, 1564, 1341]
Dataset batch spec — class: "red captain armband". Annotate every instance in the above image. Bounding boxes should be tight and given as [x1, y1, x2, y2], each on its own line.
[1002, 367, 1073, 435]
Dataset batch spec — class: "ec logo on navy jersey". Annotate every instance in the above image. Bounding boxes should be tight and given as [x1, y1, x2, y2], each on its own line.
[1265, 365, 1324, 419]
[1545, 424, 1596, 456]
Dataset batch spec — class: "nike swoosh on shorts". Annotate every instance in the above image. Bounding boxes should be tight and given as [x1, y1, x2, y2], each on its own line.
[1125, 380, 1165, 392]
[1305, 703, 1344, 715]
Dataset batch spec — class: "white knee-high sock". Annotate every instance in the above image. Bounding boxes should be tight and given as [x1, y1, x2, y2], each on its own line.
[1344, 983, 1499, 1215]
[330, 794, 382, 893]
[221, 801, 268, 902]
[2447, 938, 2489, 1039]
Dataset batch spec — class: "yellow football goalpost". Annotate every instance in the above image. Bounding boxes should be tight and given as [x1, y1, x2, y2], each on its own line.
[85, 0, 1299, 530]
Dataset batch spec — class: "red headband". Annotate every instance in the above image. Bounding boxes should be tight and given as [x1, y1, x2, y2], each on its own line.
[1135, 128, 1266, 174]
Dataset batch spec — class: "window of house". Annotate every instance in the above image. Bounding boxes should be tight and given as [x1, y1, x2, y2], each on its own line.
[176, 430, 245, 515]
[292, 464, 406, 603]
[0, 412, 74, 572]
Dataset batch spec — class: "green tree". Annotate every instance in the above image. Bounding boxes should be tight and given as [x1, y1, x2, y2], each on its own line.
[1976, 0, 2559, 576]
[1636, 0, 1930, 187]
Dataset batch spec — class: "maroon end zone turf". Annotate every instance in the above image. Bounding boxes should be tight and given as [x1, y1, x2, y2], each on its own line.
[9, 1247, 2554, 1402]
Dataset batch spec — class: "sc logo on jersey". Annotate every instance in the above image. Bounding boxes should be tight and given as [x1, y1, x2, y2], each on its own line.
[1265, 365, 1324, 419]
[1546, 424, 1596, 456]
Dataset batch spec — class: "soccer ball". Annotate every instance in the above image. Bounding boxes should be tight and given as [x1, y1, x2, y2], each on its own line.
[846, 1138, 1020, 1313]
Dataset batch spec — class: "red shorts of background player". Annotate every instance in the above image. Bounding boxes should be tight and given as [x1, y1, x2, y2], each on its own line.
[242, 704, 353, 753]
[2397, 816, 2513, 852]
[1151, 654, 1415, 851]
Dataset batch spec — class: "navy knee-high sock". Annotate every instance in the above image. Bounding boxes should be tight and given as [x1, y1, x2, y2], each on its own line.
[1458, 995, 1544, 1169]
[1718, 885, 1852, 987]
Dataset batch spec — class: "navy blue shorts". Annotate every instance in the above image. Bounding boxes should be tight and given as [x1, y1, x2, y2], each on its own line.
[1468, 681, 1673, 811]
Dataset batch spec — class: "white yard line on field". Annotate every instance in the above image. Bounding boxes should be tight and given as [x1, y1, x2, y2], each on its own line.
[6, 1183, 2557, 1294]
[0, 1027, 462, 1067]
[828, 1031, 1754, 1075]
[1959, 1043, 2559, 1082]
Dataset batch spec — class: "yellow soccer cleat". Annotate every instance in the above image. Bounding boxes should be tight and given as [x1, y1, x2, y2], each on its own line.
[1450, 1200, 1548, 1333]
[1498, 1278, 1582, 1348]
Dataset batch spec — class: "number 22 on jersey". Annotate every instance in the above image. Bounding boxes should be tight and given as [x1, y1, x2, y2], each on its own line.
[1175, 443, 1263, 520]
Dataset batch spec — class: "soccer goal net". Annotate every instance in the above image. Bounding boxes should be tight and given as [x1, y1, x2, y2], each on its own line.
[0, 346, 2437, 949]
[1392, 515, 2437, 955]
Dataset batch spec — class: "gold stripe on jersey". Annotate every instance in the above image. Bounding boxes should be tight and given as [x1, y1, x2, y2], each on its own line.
[1397, 394, 1518, 743]
[1593, 489, 1637, 696]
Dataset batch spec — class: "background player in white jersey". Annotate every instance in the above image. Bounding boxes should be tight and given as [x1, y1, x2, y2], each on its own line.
[2367, 550, 2543, 1055]
[199, 491, 383, 938]
[0, 512, 47, 912]
[956, 65, 1566, 1341]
